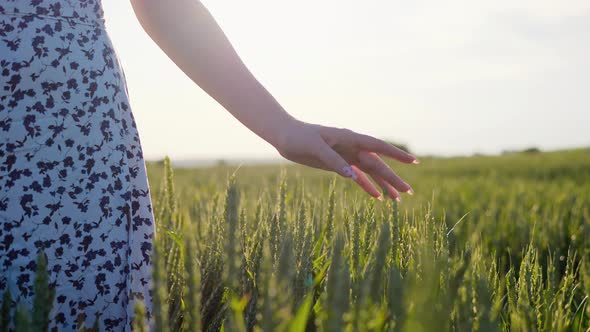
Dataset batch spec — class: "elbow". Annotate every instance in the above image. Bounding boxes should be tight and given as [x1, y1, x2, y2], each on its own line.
[129, 0, 185, 28]
[129, 0, 165, 19]
[129, 0, 162, 35]
[129, 0, 159, 15]
[129, 0, 147, 12]
[130, 0, 190, 13]
[129, 0, 154, 8]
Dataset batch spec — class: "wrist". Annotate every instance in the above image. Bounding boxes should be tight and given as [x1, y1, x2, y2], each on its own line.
[268, 114, 303, 152]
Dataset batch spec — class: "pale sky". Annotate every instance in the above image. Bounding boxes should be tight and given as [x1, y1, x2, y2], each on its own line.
[101, 0, 590, 161]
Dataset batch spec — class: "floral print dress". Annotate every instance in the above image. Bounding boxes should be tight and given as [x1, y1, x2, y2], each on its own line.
[0, 1, 155, 331]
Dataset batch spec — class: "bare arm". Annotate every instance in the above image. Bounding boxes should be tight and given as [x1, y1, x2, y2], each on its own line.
[129, 0, 419, 201]
[129, 0, 295, 148]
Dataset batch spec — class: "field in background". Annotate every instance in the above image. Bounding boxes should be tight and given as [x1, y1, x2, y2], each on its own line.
[9, 149, 588, 330]
[138, 148, 590, 331]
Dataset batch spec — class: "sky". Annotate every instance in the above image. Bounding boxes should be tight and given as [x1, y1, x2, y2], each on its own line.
[101, 0, 590, 161]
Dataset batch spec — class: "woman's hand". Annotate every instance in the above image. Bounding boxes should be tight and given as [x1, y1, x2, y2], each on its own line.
[130, 1, 417, 197]
[274, 119, 419, 201]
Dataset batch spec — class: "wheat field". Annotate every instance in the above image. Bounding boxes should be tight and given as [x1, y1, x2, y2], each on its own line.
[3, 149, 590, 331]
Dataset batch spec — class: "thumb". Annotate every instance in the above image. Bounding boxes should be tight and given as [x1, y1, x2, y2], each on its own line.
[316, 140, 358, 180]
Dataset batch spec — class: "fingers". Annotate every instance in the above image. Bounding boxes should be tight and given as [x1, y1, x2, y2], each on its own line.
[315, 139, 357, 180]
[357, 151, 413, 194]
[353, 132, 418, 164]
[279, 123, 417, 201]
[315, 141, 382, 199]
[369, 173, 401, 201]
[350, 165, 383, 199]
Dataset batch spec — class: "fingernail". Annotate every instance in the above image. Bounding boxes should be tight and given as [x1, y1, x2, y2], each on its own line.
[407, 188, 414, 195]
[395, 196, 401, 202]
[342, 166, 358, 180]
[412, 159, 420, 164]
[377, 195, 383, 201]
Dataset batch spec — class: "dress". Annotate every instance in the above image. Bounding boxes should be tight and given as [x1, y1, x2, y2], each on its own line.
[0, 1, 155, 331]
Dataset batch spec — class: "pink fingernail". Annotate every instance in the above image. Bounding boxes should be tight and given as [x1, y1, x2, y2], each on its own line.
[412, 159, 420, 164]
[377, 195, 383, 201]
[407, 188, 414, 195]
[342, 166, 358, 180]
[395, 196, 401, 202]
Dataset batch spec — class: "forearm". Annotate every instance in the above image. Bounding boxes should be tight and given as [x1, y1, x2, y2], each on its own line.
[129, 0, 298, 148]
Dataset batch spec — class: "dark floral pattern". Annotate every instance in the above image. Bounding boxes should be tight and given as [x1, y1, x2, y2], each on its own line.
[0, 1, 154, 331]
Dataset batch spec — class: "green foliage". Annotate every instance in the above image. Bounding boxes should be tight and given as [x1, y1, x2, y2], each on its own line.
[31, 250, 55, 332]
[4, 149, 588, 330]
[0, 249, 55, 332]
[133, 301, 149, 332]
[0, 288, 11, 332]
[138, 149, 589, 331]
[14, 301, 31, 332]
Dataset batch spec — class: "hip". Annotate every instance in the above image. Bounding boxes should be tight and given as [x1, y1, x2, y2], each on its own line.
[0, 9, 135, 142]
